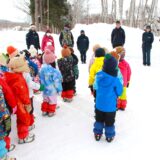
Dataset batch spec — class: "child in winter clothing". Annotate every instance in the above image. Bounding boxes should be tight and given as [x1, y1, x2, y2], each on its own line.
[4, 54, 35, 144]
[89, 48, 105, 96]
[0, 78, 17, 152]
[44, 42, 57, 68]
[58, 46, 75, 102]
[115, 46, 131, 110]
[93, 54, 123, 142]
[69, 47, 79, 95]
[40, 49, 62, 117]
[0, 84, 16, 160]
[88, 44, 101, 71]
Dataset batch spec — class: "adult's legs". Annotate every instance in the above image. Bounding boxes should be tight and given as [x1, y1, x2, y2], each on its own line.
[146, 48, 151, 66]
[142, 47, 147, 65]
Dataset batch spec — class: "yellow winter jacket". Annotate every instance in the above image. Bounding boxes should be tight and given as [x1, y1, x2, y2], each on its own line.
[89, 57, 105, 86]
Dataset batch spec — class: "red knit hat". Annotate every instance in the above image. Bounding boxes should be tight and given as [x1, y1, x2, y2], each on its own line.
[7, 46, 18, 58]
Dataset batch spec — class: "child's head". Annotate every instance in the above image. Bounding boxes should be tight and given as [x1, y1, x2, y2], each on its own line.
[93, 44, 101, 53]
[43, 49, 56, 64]
[61, 45, 71, 58]
[103, 54, 118, 77]
[29, 45, 37, 58]
[115, 46, 125, 61]
[95, 48, 105, 57]
[22, 49, 31, 59]
[7, 45, 19, 59]
[7, 54, 30, 73]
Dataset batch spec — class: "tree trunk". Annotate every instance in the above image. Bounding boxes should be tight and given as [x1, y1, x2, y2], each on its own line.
[35, 0, 39, 29]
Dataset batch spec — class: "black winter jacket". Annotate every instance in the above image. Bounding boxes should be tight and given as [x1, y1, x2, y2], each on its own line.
[77, 35, 89, 51]
[26, 30, 40, 50]
[111, 27, 125, 48]
[142, 31, 154, 48]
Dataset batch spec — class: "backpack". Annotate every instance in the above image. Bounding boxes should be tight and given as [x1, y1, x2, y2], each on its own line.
[62, 30, 73, 47]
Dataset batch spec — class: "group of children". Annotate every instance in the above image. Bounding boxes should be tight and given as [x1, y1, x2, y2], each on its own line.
[0, 42, 79, 159]
[0, 36, 131, 159]
[88, 45, 131, 142]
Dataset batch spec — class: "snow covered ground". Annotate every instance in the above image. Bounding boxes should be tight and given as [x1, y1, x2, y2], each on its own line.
[1, 23, 160, 159]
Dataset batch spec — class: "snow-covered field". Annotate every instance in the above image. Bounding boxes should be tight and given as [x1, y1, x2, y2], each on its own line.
[2, 23, 160, 159]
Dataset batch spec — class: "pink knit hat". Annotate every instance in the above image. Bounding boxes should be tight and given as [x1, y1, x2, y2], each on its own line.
[43, 49, 56, 64]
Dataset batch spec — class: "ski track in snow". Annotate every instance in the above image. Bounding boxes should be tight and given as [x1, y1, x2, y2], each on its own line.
[2, 23, 160, 159]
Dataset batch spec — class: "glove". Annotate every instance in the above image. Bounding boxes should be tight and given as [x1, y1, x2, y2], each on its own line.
[24, 104, 32, 113]
[2, 114, 11, 134]
[39, 84, 45, 91]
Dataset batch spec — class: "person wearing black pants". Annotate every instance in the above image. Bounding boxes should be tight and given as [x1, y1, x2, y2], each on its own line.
[142, 25, 154, 66]
[77, 30, 89, 64]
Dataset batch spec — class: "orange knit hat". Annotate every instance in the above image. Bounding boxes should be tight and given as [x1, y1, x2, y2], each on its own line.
[61, 45, 71, 58]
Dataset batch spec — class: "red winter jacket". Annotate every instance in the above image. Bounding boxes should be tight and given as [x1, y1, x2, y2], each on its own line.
[118, 59, 131, 87]
[4, 72, 31, 125]
[41, 35, 55, 52]
[0, 78, 17, 112]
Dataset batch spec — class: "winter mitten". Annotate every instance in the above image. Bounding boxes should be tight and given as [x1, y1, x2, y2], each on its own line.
[24, 104, 32, 113]
[2, 114, 11, 134]
[39, 84, 45, 91]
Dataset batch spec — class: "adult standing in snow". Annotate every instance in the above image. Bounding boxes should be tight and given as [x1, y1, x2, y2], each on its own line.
[77, 30, 89, 64]
[142, 25, 154, 66]
[26, 24, 40, 50]
[59, 24, 74, 48]
[111, 21, 125, 48]
[41, 30, 55, 52]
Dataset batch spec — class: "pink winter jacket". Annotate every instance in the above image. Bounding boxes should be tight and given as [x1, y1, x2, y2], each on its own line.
[41, 35, 55, 51]
[118, 59, 131, 87]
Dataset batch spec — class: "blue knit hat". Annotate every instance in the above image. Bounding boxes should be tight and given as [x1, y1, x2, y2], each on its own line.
[103, 54, 118, 77]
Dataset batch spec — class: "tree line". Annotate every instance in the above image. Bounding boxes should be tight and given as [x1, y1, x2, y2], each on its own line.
[17, 0, 160, 35]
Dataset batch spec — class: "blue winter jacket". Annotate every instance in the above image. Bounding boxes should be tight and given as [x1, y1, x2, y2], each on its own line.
[94, 71, 123, 112]
[40, 64, 62, 96]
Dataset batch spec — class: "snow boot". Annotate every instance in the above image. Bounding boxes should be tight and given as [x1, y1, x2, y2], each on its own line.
[48, 112, 55, 117]
[94, 134, 102, 141]
[106, 137, 114, 143]
[18, 134, 35, 144]
[42, 112, 48, 116]
[29, 124, 35, 131]
[8, 144, 16, 152]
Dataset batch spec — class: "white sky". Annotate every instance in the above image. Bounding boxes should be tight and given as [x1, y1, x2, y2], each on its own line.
[0, 0, 159, 22]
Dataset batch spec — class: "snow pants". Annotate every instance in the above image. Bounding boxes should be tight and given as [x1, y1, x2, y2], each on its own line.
[41, 95, 57, 113]
[61, 80, 74, 100]
[117, 87, 127, 110]
[93, 109, 116, 138]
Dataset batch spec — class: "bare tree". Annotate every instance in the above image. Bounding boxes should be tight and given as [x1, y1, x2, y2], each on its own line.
[119, 0, 124, 22]
[128, 0, 136, 27]
[111, 0, 117, 22]
[101, 0, 108, 23]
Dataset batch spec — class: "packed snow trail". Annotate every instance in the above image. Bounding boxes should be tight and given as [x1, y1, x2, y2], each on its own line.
[2, 23, 160, 159]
